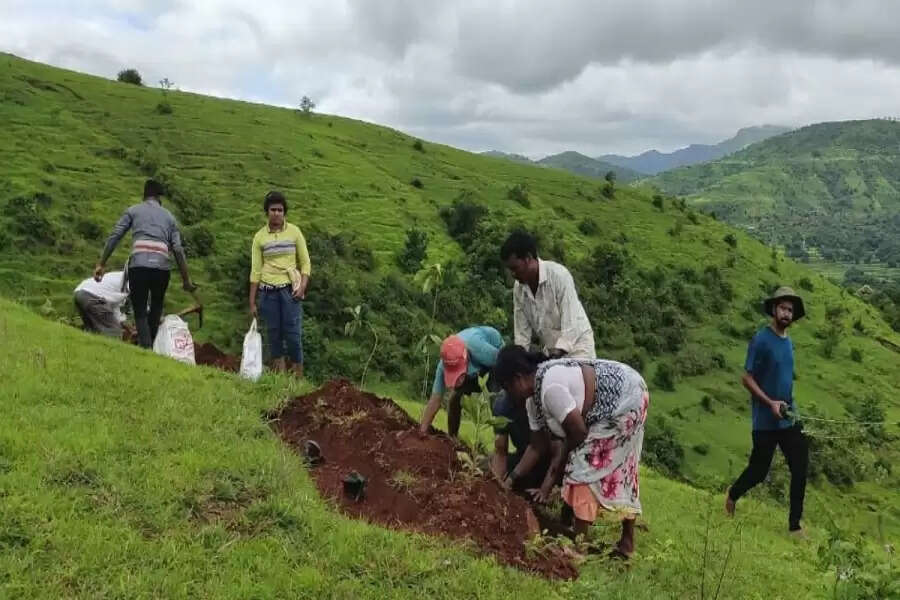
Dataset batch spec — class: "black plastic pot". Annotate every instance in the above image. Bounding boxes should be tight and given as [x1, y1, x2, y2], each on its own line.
[304, 440, 323, 466]
[343, 470, 367, 501]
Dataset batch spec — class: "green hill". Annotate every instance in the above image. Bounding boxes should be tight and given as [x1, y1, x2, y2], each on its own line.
[2, 297, 897, 598]
[2, 54, 900, 595]
[648, 119, 900, 267]
[536, 151, 642, 182]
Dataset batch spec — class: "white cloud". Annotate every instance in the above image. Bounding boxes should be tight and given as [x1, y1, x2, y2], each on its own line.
[2, 0, 900, 157]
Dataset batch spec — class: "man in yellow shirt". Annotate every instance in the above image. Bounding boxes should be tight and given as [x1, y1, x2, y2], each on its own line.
[249, 191, 312, 377]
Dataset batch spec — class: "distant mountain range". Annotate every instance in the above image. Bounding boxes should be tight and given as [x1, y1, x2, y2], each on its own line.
[480, 150, 642, 182]
[481, 125, 793, 179]
[600, 125, 793, 175]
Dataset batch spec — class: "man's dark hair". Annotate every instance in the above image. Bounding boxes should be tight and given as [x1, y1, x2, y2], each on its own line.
[143, 179, 165, 199]
[500, 230, 538, 261]
[264, 190, 288, 214]
[493, 345, 548, 389]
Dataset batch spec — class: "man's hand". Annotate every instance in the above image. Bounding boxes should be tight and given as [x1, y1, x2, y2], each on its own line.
[501, 474, 515, 491]
[93, 264, 105, 282]
[249, 302, 258, 318]
[769, 400, 789, 420]
[292, 286, 305, 300]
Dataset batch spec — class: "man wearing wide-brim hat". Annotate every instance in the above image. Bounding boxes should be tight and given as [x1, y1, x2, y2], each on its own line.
[725, 286, 809, 536]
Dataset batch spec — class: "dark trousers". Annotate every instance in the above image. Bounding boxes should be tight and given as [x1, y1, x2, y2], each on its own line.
[129, 267, 171, 348]
[729, 424, 808, 530]
[258, 286, 303, 363]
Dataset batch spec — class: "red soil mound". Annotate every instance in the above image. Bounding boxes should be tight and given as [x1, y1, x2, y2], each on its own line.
[195, 342, 240, 372]
[271, 379, 577, 579]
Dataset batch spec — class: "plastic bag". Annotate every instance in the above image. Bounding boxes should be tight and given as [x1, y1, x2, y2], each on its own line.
[239, 318, 263, 381]
[152, 315, 196, 365]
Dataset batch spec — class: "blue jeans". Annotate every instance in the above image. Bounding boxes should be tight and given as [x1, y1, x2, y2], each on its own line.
[258, 286, 303, 363]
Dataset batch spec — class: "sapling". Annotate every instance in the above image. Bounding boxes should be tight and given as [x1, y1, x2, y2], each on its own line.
[343, 305, 378, 389]
[414, 263, 443, 398]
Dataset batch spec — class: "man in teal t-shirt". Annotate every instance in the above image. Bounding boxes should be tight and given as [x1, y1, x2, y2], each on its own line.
[726, 287, 809, 534]
[419, 326, 503, 437]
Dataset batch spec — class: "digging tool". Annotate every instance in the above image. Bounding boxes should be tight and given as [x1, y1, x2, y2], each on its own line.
[177, 290, 204, 329]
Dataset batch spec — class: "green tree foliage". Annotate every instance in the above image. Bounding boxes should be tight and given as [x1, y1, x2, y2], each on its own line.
[116, 68, 142, 86]
[396, 228, 428, 274]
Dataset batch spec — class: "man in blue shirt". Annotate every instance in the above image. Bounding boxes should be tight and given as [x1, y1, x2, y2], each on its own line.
[726, 287, 809, 534]
[419, 326, 504, 437]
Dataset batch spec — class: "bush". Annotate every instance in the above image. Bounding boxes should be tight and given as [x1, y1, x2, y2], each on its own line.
[723, 233, 737, 248]
[155, 101, 173, 115]
[396, 228, 428, 274]
[643, 417, 684, 476]
[439, 196, 488, 245]
[578, 218, 598, 236]
[601, 182, 615, 199]
[412, 139, 425, 152]
[798, 277, 814, 292]
[410, 178, 424, 189]
[701, 395, 714, 413]
[507, 183, 530, 208]
[653, 362, 676, 391]
[850, 347, 863, 363]
[652, 194, 664, 210]
[116, 68, 142, 86]
[75, 219, 103, 241]
[184, 224, 215, 257]
[692, 443, 709, 455]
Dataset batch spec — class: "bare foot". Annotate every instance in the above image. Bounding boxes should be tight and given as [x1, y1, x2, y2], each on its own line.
[725, 489, 736, 517]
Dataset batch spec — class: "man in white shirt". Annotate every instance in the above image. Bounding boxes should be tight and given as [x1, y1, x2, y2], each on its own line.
[501, 231, 596, 359]
[73, 271, 130, 338]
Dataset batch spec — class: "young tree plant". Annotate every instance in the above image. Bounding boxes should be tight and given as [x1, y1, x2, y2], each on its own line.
[344, 305, 378, 389]
[414, 263, 443, 398]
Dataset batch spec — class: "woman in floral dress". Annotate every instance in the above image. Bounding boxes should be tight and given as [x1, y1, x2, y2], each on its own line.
[494, 345, 649, 557]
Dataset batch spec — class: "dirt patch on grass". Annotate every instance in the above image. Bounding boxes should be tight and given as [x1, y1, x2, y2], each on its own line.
[195, 342, 240, 372]
[270, 379, 577, 579]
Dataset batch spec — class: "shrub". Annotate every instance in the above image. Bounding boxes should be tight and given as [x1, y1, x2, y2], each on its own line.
[412, 139, 425, 152]
[507, 183, 530, 208]
[692, 443, 709, 455]
[653, 362, 676, 391]
[75, 219, 103, 241]
[798, 277, 814, 292]
[852, 318, 865, 334]
[601, 182, 615, 199]
[687, 211, 699, 225]
[396, 228, 428, 274]
[701, 395, 714, 413]
[723, 233, 737, 248]
[578, 218, 598, 236]
[652, 194, 664, 210]
[410, 178, 424, 189]
[184, 224, 215, 257]
[850, 347, 863, 363]
[439, 196, 487, 244]
[643, 417, 684, 476]
[116, 68, 142, 86]
[155, 101, 173, 115]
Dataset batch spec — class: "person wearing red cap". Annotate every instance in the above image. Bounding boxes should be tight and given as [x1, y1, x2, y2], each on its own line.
[419, 326, 504, 437]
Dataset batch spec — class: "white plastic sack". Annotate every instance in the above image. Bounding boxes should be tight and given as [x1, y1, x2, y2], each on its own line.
[239, 318, 263, 381]
[152, 315, 196, 365]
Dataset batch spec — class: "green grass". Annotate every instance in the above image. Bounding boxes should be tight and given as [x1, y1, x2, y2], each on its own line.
[0, 298, 847, 598]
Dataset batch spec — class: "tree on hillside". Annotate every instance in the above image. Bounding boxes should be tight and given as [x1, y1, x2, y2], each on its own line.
[604, 170, 616, 183]
[299, 96, 316, 116]
[116, 68, 142, 86]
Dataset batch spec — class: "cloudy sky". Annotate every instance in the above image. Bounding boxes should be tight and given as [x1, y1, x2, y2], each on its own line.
[3, 0, 900, 157]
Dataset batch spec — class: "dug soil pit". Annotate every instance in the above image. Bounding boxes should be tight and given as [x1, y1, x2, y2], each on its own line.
[195, 342, 240, 372]
[271, 379, 577, 579]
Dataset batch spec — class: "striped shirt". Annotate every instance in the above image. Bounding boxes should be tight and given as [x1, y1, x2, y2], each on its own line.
[250, 222, 312, 285]
[101, 198, 185, 270]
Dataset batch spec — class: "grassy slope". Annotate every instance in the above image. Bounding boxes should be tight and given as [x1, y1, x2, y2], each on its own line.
[0, 298, 832, 599]
[1, 55, 899, 556]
